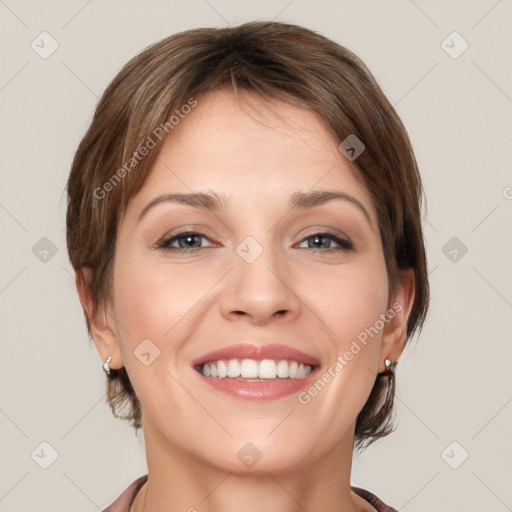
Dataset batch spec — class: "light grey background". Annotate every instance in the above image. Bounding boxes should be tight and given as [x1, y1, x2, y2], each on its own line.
[1, 1, 511, 511]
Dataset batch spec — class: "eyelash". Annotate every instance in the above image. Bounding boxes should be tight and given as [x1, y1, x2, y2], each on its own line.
[157, 230, 353, 253]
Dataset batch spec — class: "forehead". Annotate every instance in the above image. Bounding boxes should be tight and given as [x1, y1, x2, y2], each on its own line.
[124, 88, 376, 223]
[163, 88, 341, 162]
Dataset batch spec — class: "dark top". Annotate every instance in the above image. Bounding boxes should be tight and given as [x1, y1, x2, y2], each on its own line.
[102, 475, 398, 512]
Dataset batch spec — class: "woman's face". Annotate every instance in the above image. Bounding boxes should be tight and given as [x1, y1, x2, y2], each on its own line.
[105, 88, 406, 473]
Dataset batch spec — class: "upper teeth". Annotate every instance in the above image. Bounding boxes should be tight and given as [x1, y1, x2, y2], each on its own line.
[201, 359, 313, 379]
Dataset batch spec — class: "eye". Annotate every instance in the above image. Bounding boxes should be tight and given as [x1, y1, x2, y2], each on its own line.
[157, 230, 353, 253]
[158, 231, 215, 252]
[297, 231, 353, 253]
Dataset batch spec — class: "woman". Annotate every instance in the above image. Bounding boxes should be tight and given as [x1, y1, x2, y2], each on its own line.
[66, 21, 429, 512]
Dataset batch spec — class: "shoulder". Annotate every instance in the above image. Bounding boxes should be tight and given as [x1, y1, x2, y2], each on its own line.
[102, 475, 148, 512]
[351, 486, 399, 512]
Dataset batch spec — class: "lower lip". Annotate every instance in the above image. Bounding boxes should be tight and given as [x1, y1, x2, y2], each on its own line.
[196, 367, 320, 401]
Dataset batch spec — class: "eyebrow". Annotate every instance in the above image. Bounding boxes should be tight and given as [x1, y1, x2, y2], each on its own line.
[137, 190, 373, 229]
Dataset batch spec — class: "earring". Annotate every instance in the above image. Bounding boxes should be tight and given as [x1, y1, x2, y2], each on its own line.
[384, 358, 398, 372]
[103, 356, 112, 375]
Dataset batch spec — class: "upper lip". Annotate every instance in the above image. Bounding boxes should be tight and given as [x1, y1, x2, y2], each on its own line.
[192, 343, 321, 368]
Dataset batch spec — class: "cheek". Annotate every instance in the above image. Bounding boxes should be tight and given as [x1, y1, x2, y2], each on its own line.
[112, 251, 198, 333]
[305, 258, 389, 344]
[110, 252, 199, 405]
[111, 251, 217, 377]
[293, 261, 389, 440]
[344, 271, 388, 342]
[301, 256, 389, 414]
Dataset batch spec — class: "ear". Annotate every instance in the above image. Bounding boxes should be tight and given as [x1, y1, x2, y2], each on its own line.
[377, 268, 416, 373]
[75, 267, 123, 371]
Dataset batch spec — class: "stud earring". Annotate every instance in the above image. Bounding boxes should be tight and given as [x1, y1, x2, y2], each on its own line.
[384, 358, 398, 372]
[103, 356, 112, 375]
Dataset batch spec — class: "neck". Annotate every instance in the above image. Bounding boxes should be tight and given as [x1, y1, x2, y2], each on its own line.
[130, 418, 374, 512]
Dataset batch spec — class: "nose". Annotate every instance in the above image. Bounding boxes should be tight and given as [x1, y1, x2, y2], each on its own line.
[219, 241, 302, 326]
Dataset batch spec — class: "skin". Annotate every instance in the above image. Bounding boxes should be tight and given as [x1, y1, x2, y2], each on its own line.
[77, 88, 415, 512]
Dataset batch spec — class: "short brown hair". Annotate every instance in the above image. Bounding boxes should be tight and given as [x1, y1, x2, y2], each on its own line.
[66, 20, 429, 450]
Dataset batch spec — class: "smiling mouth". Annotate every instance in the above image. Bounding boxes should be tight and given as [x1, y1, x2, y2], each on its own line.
[195, 358, 320, 380]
